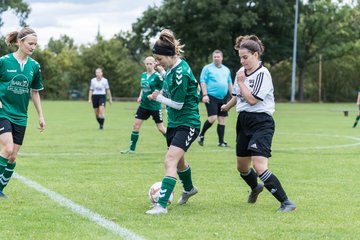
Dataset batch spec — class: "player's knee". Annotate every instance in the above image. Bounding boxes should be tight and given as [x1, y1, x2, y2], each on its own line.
[8, 155, 17, 164]
[164, 158, 177, 170]
[252, 164, 266, 176]
[1, 146, 14, 159]
[208, 116, 217, 123]
[133, 122, 141, 131]
[237, 164, 249, 173]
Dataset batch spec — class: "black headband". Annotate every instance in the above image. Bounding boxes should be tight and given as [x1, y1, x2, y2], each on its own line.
[152, 43, 176, 56]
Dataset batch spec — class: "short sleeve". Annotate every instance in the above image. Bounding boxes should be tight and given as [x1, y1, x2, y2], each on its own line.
[200, 66, 208, 83]
[232, 80, 239, 96]
[89, 79, 94, 90]
[227, 68, 232, 84]
[155, 74, 163, 90]
[30, 63, 44, 90]
[251, 71, 272, 101]
[105, 79, 110, 89]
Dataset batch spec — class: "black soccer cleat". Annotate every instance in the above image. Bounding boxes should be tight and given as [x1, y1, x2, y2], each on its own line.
[197, 135, 204, 146]
[247, 182, 264, 203]
[277, 199, 296, 212]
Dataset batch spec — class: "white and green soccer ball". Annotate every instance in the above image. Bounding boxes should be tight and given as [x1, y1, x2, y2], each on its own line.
[148, 181, 174, 205]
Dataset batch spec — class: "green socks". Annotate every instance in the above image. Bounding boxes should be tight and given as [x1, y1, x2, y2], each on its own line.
[0, 161, 16, 191]
[158, 176, 176, 208]
[178, 166, 193, 192]
[353, 116, 360, 128]
[0, 156, 7, 175]
[130, 131, 139, 151]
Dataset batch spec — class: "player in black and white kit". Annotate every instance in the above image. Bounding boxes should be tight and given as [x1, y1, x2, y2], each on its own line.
[221, 35, 296, 212]
[88, 68, 112, 130]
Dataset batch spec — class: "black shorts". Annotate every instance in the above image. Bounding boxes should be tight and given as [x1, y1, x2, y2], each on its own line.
[0, 118, 26, 145]
[236, 112, 274, 158]
[92, 95, 106, 108]
[135, 106, 163, 124]
[205, 95, 228, 117]
[166, 126, 200, 152]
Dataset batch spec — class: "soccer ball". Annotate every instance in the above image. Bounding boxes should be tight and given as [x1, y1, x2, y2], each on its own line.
[148, 181, 174, 205]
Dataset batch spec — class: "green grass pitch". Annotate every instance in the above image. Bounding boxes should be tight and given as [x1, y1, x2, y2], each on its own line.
[0, 101, 359, 239]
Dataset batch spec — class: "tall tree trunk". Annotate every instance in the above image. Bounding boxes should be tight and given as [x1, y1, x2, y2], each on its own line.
[298, 65, 307, 101]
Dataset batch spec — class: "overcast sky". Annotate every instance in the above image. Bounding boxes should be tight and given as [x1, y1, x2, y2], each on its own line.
[1, 0, 163, 47]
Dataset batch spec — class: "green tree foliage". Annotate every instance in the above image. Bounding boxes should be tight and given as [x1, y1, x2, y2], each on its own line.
[79, 37, 143, 98]
[132, 0, 295, 76]
[296, 0, 360, 100]
[0, 0, 30, 27]
[47, 35, 76, 55]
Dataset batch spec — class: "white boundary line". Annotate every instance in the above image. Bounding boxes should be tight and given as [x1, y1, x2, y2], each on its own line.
[274, 133, 360, 150]
[18, 133, 360, 156]
[13, 173, 145, 240]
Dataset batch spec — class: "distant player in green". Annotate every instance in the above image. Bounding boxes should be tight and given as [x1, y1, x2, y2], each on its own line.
[121, 56, 166, 154]
[352, 87, 360, 128]
[0, 27, 45, 198]
[145, 29, 201, 215]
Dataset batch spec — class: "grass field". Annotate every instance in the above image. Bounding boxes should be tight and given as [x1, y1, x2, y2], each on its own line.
[1, 101, 359, 240]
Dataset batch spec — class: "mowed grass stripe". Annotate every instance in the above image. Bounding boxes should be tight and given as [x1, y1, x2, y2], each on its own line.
[13, 173, 145, 240]
[1, 101, 358, 240]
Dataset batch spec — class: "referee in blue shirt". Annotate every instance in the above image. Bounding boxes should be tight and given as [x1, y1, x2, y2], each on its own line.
[198, 50, 233, 147]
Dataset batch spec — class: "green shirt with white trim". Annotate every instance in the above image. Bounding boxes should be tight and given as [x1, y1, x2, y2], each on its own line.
[162, 59, 201, 129]
[0, 53, 44, 126]
[140, 71, 163, 111]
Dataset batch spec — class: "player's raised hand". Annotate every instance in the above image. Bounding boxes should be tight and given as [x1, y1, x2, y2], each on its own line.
[148, 90, 160, 100]
[236, 69, 246, 84]
[220, 104, 228, 112]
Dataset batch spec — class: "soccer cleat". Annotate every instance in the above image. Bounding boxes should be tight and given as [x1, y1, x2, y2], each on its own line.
[0, 191, 7, 198]
[277, 199, 296, 212]
[247, 182, 264, 203]
[145, 203, 168, 215]
[353, 122, 358, 128]
[178, 186, 198, 205]
[120, 149, 135, 154]
[99, 126, 104, 130]
[217, 141, 229, 147]
[197, 136, 204, 146]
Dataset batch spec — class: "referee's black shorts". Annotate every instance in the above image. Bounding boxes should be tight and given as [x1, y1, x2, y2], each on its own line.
[205, 95, 228, 117]
[236, 111, 274, 158]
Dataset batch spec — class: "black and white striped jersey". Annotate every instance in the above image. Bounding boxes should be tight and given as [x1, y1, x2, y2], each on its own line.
[232, 65, 275, 116]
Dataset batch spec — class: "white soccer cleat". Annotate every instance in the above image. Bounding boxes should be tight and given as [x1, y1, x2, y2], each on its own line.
[178, 186, 198, 205]
[120, 149, 135, 154]
[145, 204, 168, 215]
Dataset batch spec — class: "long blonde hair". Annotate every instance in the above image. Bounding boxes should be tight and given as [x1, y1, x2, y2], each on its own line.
[153, 29, 184, 56]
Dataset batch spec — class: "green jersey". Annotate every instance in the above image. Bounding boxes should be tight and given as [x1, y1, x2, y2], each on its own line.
[0, 53, 44, 126]
[140, 71, 163, 110]
[162, 59, 201, 129]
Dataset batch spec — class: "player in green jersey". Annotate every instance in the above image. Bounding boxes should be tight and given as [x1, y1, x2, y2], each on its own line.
[145, 29, 201, 215]
[352, 87, 360, 128]
[121, 56, 166, 154]
[0, 27, 45, 198]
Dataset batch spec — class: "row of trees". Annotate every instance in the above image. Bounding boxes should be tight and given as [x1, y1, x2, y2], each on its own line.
[1, 0, 360, 102]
